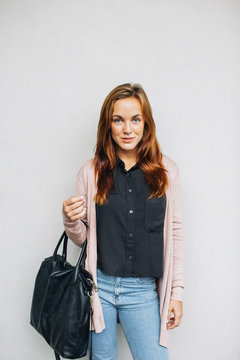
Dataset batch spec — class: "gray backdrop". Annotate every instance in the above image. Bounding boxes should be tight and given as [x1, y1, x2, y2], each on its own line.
[0, 0, 239, 359]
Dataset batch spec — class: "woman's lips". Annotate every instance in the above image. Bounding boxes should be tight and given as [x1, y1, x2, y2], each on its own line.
[122, 138, 134, 142]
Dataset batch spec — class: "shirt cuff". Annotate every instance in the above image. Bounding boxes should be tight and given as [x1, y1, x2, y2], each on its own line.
[170, 286, 184, 302]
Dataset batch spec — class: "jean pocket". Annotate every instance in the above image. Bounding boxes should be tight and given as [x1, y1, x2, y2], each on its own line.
[145, 194, 166, 232]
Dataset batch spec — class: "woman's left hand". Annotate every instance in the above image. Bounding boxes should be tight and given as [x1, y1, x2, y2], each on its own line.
[167, 300, 183, 330]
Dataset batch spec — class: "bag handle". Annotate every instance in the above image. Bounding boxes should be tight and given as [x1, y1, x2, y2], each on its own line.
[53, 231, 68, 261]
[52, 231, 88, 274]
[74, 237, 87, 281]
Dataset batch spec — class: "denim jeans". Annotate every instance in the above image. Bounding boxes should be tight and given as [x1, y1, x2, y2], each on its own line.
[87, 267, 169, 360]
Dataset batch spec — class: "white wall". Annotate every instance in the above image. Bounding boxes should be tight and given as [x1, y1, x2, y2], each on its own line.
[0, 1, 239, 359]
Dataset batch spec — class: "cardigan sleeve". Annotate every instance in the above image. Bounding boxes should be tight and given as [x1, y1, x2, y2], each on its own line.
[170, 162, 184, 302]
[62, 164, 88, 248]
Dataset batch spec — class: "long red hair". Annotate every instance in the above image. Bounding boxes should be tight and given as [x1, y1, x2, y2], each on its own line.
[92, 82, 169, 205]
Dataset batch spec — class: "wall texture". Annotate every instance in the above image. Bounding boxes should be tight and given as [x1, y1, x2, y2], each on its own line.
[0, 0, 239, 359]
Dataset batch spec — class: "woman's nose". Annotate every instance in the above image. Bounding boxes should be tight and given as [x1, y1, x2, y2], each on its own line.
[123, 121, 132, 133]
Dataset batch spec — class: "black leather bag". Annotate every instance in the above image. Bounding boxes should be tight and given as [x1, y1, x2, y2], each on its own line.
[30, 230, 98, 359]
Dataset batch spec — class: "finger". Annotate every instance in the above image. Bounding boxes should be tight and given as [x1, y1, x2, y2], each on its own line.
[167, 318, 177, 327]
[64, 196, 84, 206]
[167, 317, 175, 324]
[174, 314, 181, 326]
[168, 314, 180, 327]
[64, 202, 86, 220]
[71, 207, 87, 221]
[167, 308, 172, 321]
[68, 200, 85, 211]
[63, 199, 85, 215]
[71, 204, 86, 217]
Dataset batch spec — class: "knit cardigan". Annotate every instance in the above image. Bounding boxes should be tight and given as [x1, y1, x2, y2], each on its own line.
[62, 153, 184, 349]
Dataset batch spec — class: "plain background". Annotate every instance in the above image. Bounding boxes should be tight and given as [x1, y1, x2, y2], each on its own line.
[0, 1, 239, 359]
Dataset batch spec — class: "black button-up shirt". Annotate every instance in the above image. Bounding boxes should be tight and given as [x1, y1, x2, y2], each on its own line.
[95, 155, 166, 278]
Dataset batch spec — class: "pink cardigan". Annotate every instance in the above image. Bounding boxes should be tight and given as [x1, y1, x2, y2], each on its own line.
[62, 154, 184, 349]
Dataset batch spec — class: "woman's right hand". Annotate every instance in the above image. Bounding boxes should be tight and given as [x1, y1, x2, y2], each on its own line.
[62, 195, 87, 221]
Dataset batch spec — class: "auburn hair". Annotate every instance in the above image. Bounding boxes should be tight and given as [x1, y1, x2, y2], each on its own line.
[92, 82, 169, 205]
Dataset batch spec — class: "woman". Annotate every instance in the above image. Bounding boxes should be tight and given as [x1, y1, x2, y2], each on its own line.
[62, 83, 184, 360]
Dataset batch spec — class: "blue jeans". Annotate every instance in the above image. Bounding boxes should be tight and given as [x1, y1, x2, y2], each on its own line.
[87, 267, 169, 360]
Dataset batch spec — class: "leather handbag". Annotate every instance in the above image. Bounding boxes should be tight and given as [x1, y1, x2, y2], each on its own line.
[29, 229, 98, 359]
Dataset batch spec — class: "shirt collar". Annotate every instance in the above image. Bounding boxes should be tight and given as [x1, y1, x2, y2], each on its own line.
[116, 155, 123, 166]
[116, 155, 139, 170]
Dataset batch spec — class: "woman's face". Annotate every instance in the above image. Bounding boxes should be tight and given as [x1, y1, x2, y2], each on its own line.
[110, 97, 145, 156]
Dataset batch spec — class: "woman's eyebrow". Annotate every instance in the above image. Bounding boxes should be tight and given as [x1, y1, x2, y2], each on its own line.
[112, 114, 142, 118]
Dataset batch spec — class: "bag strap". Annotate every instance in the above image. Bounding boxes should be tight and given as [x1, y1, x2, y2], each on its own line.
[54, 350, 60, 360]
[53, 231, 68, 261]
[89, 307, 93, 360]
[53, 231, 88, 271]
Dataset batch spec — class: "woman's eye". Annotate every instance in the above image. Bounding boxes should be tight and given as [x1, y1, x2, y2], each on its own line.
[112, 118, 140, 123]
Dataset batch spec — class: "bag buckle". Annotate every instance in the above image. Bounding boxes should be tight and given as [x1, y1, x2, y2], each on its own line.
[86, 277, 99, 292]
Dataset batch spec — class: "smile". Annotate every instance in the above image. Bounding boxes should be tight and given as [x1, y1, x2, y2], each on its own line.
[121, 138, 135, 142]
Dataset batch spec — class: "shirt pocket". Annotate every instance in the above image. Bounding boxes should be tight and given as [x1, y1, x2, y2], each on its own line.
[144, 194, 166, 233]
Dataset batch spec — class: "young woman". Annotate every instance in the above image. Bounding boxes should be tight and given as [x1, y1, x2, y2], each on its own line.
[62, 83, 184, 360]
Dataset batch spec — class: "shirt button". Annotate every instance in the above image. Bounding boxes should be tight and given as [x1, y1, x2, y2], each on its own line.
[128, 255, 133, 260]
[126, 173, 129, 177]
[129, 233, 133, 237]
[129, 209, 133, 214]
[128, 189, 132, 192]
